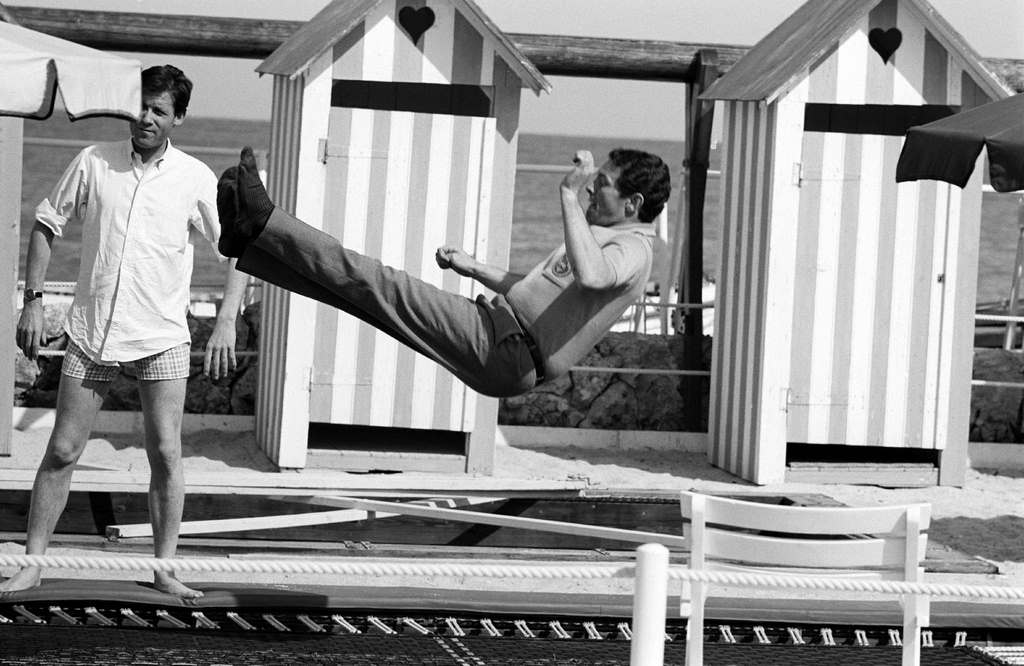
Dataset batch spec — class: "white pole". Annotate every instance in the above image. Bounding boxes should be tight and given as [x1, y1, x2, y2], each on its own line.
[630, 543, 669, 666]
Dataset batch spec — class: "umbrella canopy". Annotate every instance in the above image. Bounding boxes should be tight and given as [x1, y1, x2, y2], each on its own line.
[896, 92, 1024, 193]
[0, 21, 140, 121]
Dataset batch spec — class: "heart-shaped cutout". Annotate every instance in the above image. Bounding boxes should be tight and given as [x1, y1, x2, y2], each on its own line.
[398, 6, 435, 45]
[868, 27, 902, 64]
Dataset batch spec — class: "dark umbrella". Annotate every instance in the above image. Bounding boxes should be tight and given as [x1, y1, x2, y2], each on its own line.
[896, 92, 1024, 192]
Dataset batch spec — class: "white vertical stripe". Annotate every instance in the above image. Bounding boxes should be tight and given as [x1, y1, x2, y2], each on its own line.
[845, 133, 883, 446]
[921, 184, 951, 448]
[806, 131, 846, 442]
[421, 3, 454, 84]
[330, 107, 375, 424]
[369, 109, 415, 425]
[892, 8, 925, 104]
[461, 116, 497, 433]
[946, 56, 962, 105]
[755, 81, 806, 484]
[707, 101, 732, 468]
[363, 3, 396, 81]
[450, 115, 485, 430]
[883, 180, 920, 444]
[836, 26, 869, 104]
[933, 185, 962, 452]
[408, 6, 457, 429]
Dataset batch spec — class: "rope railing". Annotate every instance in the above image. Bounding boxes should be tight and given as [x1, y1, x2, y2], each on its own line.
[2, 552, 1023, 602]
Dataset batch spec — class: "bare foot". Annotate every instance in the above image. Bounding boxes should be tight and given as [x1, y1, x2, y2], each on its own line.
[0, 567, 42, 597]
[153, 573, 204, 600]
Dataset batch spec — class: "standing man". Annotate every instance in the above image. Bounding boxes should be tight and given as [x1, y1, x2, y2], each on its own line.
[216, 145, 669, 397]
[2, 65, 248, 598]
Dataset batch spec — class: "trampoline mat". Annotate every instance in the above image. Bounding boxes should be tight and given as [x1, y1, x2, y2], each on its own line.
[0, 625, 1005, 665]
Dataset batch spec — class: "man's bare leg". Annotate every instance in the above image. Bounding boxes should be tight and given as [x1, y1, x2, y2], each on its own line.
[0, 375, 108, 596]
[138, 378, 202, 599]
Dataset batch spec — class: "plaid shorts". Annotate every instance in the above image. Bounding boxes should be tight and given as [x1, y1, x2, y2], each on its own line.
[61, 341, 192, 382]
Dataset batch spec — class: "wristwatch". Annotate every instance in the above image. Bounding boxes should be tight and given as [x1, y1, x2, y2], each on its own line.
[23, 288, 43, 304]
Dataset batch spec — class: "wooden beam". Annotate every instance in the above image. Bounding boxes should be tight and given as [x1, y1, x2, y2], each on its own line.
[316, 496, 689, 549]
[5, 6, 1021, 90]
[107, 494, 688, 547]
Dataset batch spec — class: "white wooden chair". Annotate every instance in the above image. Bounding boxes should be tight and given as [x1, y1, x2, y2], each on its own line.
[680, 490, 931, 666]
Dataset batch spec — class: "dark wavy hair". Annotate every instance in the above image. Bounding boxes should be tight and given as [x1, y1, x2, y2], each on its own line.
[141, 65, 193, 117]
[607, 148, 671, 223]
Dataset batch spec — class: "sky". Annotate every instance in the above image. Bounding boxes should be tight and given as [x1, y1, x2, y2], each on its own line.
[12, 0, 1024, 139]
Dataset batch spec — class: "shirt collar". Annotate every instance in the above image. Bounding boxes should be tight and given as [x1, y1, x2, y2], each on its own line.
[127, 138, 178, 168]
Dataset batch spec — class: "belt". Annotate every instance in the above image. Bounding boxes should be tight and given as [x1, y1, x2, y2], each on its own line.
[507, 304, 546, 386]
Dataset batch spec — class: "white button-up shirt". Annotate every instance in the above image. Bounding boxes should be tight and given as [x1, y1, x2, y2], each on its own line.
[35, 140, 223, 363]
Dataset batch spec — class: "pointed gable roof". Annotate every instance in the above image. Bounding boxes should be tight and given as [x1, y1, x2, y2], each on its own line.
[701, 0, 1009, 104]
[257, 0, 550, 94]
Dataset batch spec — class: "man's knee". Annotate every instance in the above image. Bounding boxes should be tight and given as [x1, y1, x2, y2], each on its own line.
[42, 437, 87, 469]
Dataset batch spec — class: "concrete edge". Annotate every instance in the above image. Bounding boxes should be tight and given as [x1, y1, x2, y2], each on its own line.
[12, 408, 1024, 470]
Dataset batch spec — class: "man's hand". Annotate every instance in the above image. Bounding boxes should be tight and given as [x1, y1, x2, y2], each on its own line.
[203, 319, 237, 381]
[16, 301, 45, 360]
[560, 150, 597, 194]
[435, 246, 478, 278]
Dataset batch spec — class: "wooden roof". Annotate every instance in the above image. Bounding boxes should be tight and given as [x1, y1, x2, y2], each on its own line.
[257, 0, 550, 94]
[701, 0, 1010, 103]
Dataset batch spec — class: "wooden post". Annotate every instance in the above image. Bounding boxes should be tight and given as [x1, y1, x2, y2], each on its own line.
[680, 49, 718, 431]
[0, 117, 22, 456]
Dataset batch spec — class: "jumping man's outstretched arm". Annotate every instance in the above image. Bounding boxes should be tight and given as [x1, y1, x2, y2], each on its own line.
[435, 247, 525, 294]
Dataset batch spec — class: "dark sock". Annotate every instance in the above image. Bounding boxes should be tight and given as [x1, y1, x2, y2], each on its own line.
[236, 146, 273, 238]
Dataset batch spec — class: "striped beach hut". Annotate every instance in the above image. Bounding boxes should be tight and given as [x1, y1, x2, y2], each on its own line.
[701, 0, 1011, 485]
[253, 0, 549, 471]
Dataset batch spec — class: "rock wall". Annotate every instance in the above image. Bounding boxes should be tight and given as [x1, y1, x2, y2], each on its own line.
[14, 302, 1024, 443]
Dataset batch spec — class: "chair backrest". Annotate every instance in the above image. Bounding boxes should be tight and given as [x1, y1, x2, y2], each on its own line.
[680, 491, 931, 580]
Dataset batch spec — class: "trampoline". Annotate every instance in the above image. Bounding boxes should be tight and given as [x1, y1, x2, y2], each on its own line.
[0, 579, 1021, 665]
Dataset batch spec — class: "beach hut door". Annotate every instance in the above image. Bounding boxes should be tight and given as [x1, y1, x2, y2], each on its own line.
[309, 106, 494, 436]
[785, 130, 951, 449]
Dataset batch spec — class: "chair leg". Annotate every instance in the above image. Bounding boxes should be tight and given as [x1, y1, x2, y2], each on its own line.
[902, 594, 925, 666]
[685, 581, 705, 666]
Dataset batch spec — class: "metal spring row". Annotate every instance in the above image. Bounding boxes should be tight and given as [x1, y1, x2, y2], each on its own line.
[0, 605, 977, 647]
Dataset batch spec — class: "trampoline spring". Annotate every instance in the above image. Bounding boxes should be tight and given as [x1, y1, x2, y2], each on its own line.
[785, 627, 805, 645]
[921, 630, 934, 647]
[752, 625, 770, 644]
[443, 617, 465, 636]
[120, 608, 152, 628]
[225, 611, 257, 631]
[191, 611, 220, 630]
[582, 621, 603, 640]
[954, 631, 968, 647]
[887, 628, 902, 646]
[819, 627, 836, 646]
[854, 629, 870, 646]
[330, 615, 361, 634]
[514, 619, 536, 638]
[366, 615, 397, 635]
[12, 605, 45, 624]
[297, 614, 326, 633]
[479, 618, 501, 637]
[0, 614, 11, 624]
[261, 613, 291, 632]
[83, 606, 117, 627]
[548, 620, 571, 639]
[48, 606, 80, 625]
[617, 622, 633, 640]
[154, 610, 189, 629]
[401, 617, 432, 635]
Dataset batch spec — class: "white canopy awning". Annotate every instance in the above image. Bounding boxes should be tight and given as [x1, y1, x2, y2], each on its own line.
[0, 21, 140, 120]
